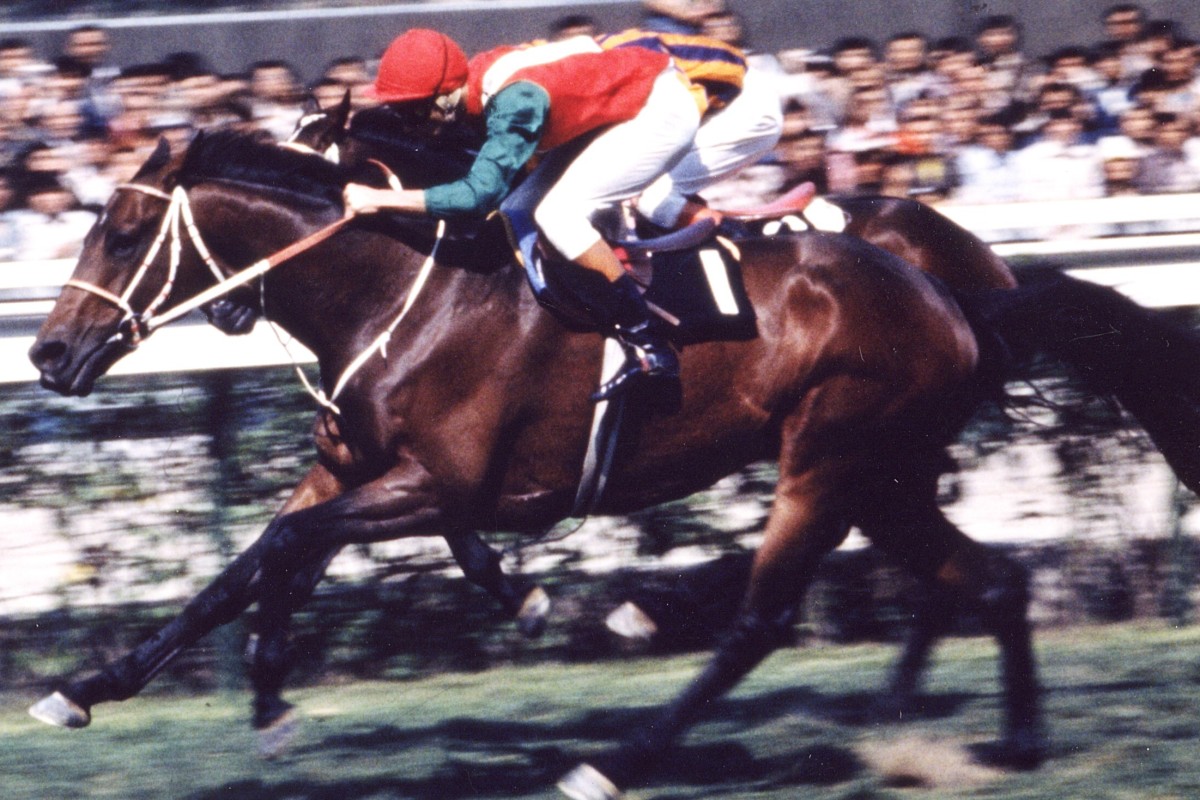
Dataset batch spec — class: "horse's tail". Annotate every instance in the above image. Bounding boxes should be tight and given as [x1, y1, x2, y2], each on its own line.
[961, 265, 1200, 494]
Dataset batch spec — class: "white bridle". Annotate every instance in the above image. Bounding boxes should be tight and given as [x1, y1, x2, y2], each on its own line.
[63, 182, 234, 347]
[61, 178, 442, 414]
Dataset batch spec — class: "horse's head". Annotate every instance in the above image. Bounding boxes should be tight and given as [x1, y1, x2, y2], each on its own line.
[29, 129, 344, 396]
[286, 90, 353, 162]
[29, 138, 186, 395]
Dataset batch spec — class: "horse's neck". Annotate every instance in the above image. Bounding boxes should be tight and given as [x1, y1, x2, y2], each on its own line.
[270, 217, 526, 376]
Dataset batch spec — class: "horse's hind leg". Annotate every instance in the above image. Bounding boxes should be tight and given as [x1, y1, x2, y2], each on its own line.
[856, 475, 1043, 769]
[886, 583, 953, 705]
[559, 462, 850, 799]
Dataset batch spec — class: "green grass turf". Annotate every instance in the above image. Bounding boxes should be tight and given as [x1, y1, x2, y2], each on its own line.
[2, 621, 1198, 799]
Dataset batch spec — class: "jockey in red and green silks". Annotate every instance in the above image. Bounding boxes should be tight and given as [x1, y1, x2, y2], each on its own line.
[342, 29, 698, 400]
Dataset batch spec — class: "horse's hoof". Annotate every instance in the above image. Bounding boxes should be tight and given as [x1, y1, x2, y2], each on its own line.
[604, 601, 658, 641]
[257, 709, 299, 760]
[517, 586, 551, 639]
[29, 691, 91, 729]
[557, 763, 623, 800]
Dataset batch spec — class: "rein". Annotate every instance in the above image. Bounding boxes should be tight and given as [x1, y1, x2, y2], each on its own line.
[62, 178, 442, 415]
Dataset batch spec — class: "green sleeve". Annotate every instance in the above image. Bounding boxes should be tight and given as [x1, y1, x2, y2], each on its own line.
[423, 82, 548, 217]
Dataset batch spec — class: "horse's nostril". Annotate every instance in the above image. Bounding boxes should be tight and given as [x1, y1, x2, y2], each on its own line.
[29, 340, 68, 373]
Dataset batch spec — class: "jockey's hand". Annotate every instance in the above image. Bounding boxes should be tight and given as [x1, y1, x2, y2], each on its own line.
[678, 200, 724, 228]
[342, 183, 381, 218]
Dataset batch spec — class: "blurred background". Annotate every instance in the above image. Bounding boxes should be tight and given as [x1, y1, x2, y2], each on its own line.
[1, 0, 1199, 694]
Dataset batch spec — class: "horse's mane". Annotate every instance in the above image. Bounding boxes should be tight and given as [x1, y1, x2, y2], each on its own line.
[179, 128, 347, 209]
[347, 106, 478, 186]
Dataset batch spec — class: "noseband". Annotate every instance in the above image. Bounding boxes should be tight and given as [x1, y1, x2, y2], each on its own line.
[63, 183, 230, 348]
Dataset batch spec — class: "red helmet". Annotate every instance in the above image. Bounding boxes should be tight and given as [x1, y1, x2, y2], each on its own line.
[370, 29, 469, 103]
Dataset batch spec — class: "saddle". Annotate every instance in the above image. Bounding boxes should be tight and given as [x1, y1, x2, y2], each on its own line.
[499, 200, 758, 346]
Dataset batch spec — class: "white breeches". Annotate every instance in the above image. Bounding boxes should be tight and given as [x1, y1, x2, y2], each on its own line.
[636, 67, 784, 227]
[534, 66, 700, 260]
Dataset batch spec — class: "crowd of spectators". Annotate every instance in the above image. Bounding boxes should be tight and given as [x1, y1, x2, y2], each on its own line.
[3, 2, 1200, 262]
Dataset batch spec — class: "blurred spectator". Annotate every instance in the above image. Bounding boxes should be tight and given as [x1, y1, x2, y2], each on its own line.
[0, 37, 51, 113]
[0, 169, 20, 260]
[1153, 37, 1200, 115]
[827, 83, 896, 154]
[310, 78, 349, 113]
[883, 31, 937, 108]
[891, 104, 957, 198]
[105, 62, 172, 148]
[776, 125, 829, 193]
[1043, 46, 1104, 95]
[1101, 4, 1153, 82]
[1017, 81, 1100, 141]
[320, 55, 372, 109]
[246, 59, 303, 141]
[1140, 19, 1183, 65]
[61, 24, 120, 125]
[1134, 111, 1200, 193]
[1113, 102, 1159, 152]
[825, 36, 880, 122]
[61, 133, 117, 209]
[1091, 42, 1136, 130]
[1128, 68, 1171, 110]
[928, 36, 976, 92]
[1096, 135, 1144, 196]
[879, 152, 918, 197]
[1016, 110, 1105, 201]
[776, 50, 840, 131]
[974, 15, 1033, 106]
[1103, 4, 1147, 46]
[548, 13, 599, 41]
[24, 56, 108, 138]
[8, 170, 96, 260]
[952, 110, 1023, 203]
[640, 0, 725, 35]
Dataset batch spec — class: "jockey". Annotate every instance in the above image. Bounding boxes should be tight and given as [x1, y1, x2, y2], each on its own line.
[598, 28, 784, 230]
[342, 29, 700, 402]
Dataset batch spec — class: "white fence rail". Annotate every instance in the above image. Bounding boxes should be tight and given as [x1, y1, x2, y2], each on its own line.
[3, 194, 1200, 383]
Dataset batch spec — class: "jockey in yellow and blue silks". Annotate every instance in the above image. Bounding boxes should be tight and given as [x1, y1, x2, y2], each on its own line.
[598, 28, 784, 229]
[343, 29, 698, 400]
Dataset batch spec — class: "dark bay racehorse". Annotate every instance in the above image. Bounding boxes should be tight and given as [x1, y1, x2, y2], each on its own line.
[27, 129, 1200, 798]
[284, 96, 1023, 690]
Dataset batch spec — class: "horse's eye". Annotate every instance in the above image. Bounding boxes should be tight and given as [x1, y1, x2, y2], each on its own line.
[105, 229, 141, 259]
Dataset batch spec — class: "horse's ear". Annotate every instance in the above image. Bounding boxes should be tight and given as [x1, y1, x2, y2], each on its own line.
[146, 136, 172, 170]
[335, 89, 352, 127]
[302, 93, 320, 115]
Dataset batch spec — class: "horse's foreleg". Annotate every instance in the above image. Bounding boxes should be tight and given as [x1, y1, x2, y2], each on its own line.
[246, 465, 443, 733]
[447, 531, 550, 638]
[560, 468, 848, 799]
[28, 465, 343, 730]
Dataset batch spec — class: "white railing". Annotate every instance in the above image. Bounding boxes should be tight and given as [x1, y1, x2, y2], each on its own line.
[0, 258, 316, 384]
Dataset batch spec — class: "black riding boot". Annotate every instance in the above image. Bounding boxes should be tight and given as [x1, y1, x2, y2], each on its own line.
[589, 274, 680, 402]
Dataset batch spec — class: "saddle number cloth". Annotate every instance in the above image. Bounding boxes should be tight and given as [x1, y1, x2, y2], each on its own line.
[642, 239, 756, 344]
